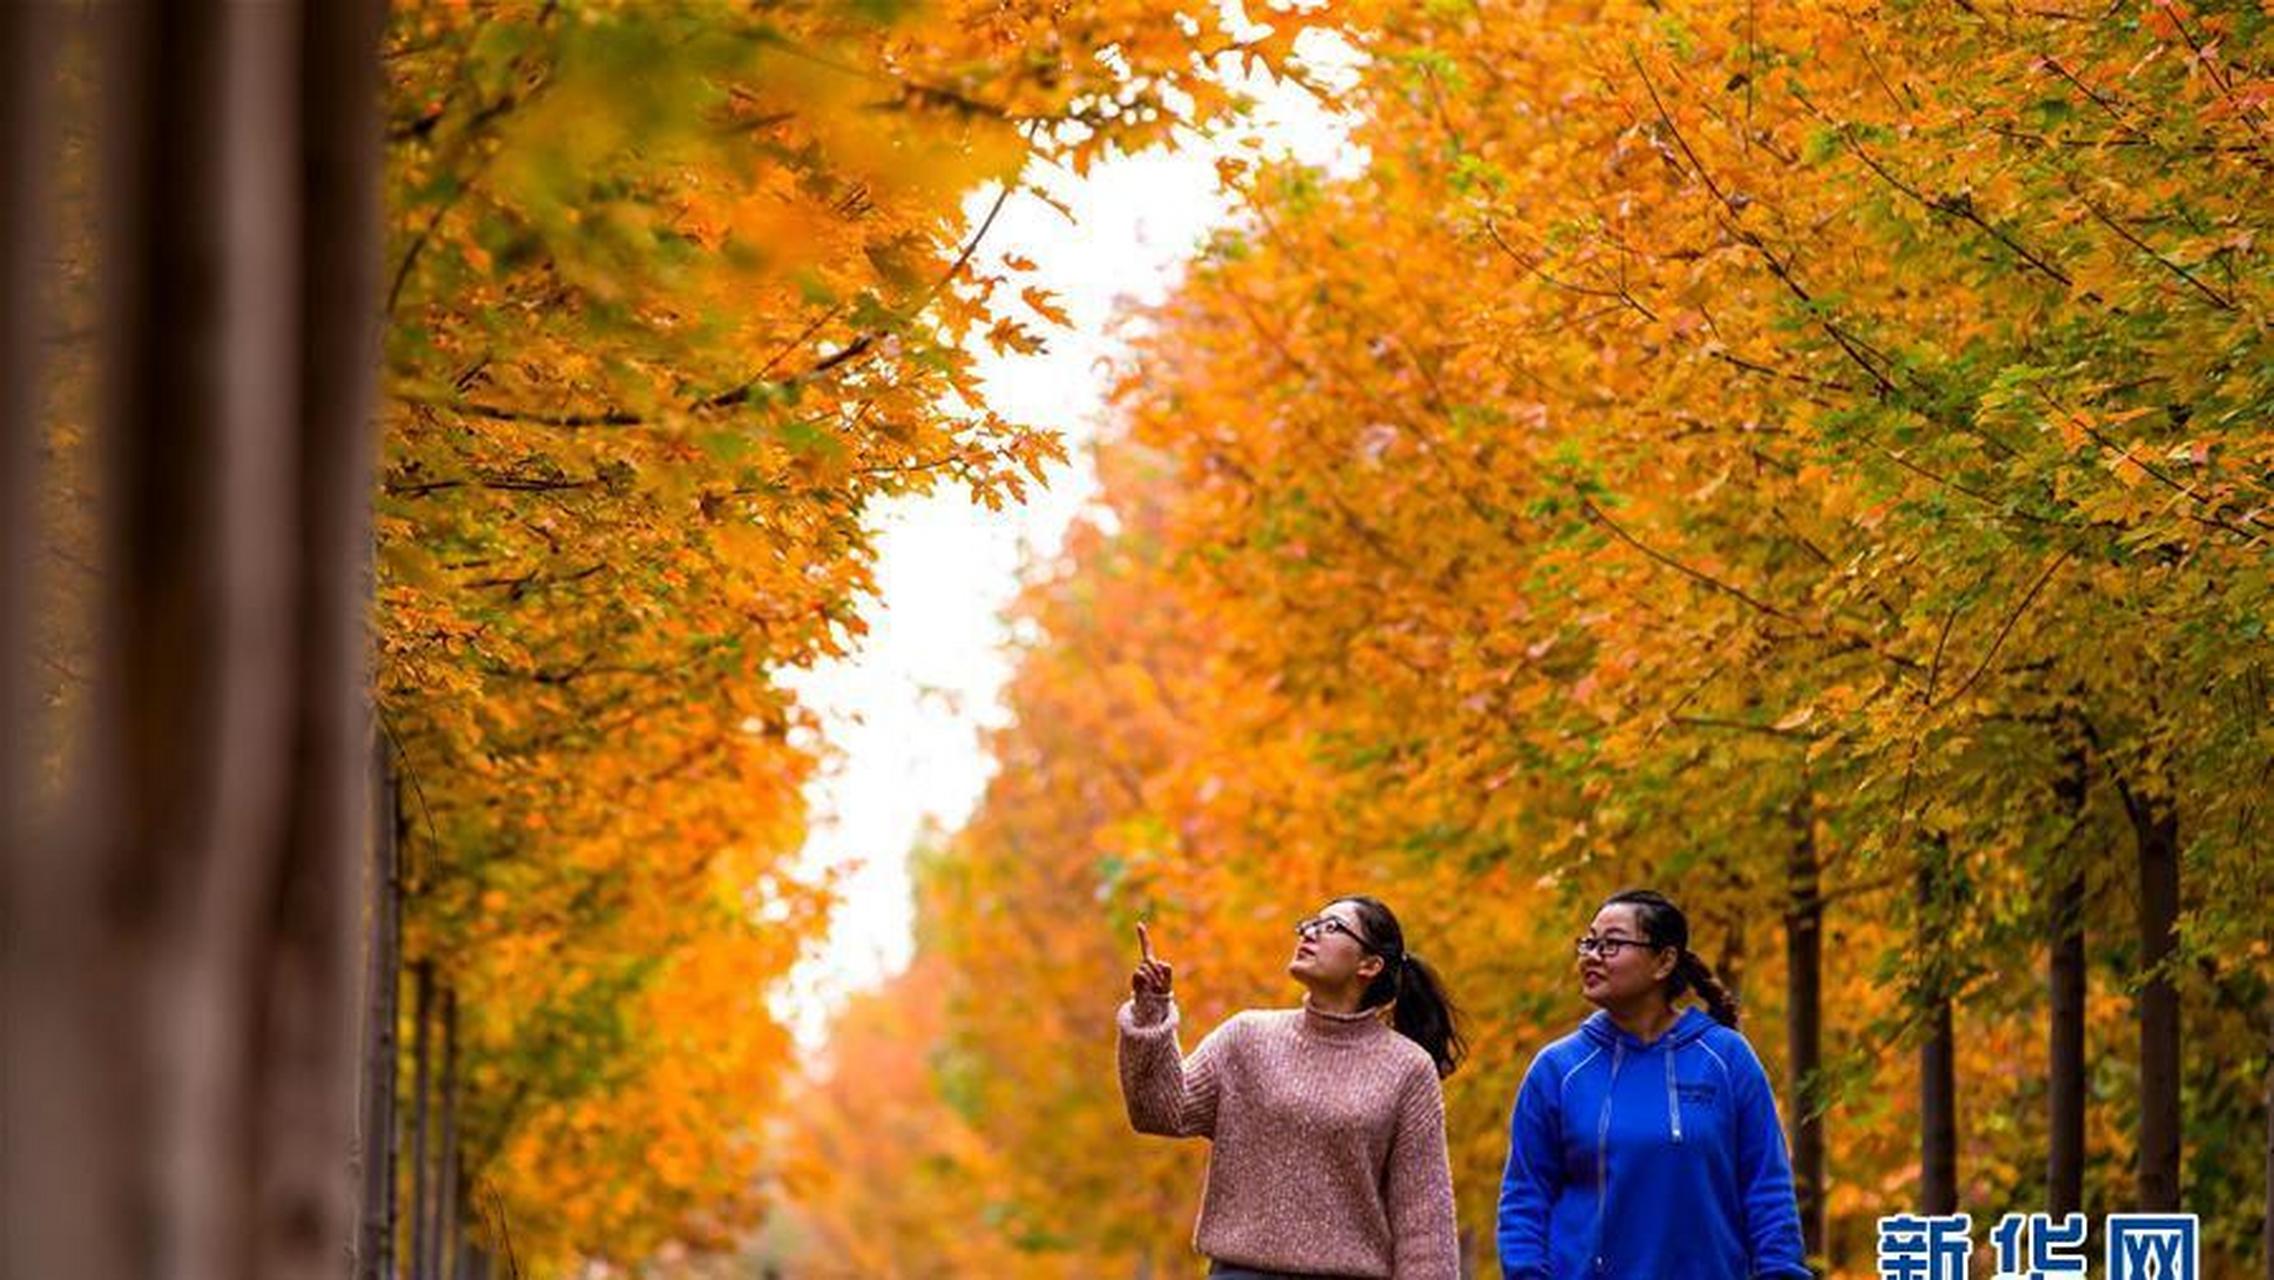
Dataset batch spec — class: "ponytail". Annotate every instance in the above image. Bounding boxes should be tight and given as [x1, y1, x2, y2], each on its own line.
[1604, 888, 1741, 1028]
[1337, 895, 1469, 1077]
[1673, 948, 1741, 1028]
[1390, 950, 1470, 1077]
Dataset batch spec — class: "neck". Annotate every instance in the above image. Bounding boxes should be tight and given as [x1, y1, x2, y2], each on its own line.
[1606, 998, 1680, 1045]
[1301, 978, 1370, 1015]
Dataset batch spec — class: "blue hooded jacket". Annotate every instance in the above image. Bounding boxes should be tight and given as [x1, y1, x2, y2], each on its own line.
[1496, 1008, 1811, 1279]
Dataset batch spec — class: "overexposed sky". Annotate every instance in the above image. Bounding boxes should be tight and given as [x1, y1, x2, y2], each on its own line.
[778, 47, 1360, 1046]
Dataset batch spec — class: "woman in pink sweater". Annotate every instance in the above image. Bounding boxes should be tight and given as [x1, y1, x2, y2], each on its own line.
[1117, 895, 1466, 1279]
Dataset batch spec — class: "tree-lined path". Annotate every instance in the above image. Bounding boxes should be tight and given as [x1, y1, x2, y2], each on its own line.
[3, 1, 2270, 1277]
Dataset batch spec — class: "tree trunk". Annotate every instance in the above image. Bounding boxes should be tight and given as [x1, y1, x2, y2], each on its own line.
[2262, 989, 2272, 1280]
[2047, 745, 2089, 1218]
[2, 3, 384, 1279]
[0, 0, 53, 790]
[1918, 834, 1957, 1215]
[386, 1076, 403, 1280]
[0, 7, 77, 1279]
[2126, 794, 2181, 1211]
[432, 987, 461, 1280]
[1784, 790, 1825, 1261]
[1920, 996, 1957, 1214]
[2047, 869, 2086, 1213]
[410, 961, 436, 1280]
[259, 6, 388, 1273]
[356, 755, 404, 1280]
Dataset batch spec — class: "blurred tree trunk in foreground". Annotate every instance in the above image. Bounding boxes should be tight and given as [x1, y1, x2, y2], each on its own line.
[2, 3, 387, 1278]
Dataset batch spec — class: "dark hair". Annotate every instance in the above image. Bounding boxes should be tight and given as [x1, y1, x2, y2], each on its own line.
[1335, 895, 1469, 1077]
[1601, 888, 1740, 1028]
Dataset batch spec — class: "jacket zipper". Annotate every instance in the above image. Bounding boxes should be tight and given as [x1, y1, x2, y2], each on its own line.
[1591, 1041, 1623, 1272]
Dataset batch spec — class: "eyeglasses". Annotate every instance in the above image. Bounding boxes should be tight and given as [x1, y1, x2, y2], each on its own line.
[1295, 916, 1375, 951]
[1575, 934, 1658, 960]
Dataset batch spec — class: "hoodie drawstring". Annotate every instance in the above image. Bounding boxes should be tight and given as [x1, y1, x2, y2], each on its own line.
[1665, 1046, 1684, 1143]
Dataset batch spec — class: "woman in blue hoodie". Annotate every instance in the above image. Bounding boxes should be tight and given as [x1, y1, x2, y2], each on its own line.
[1496, 889, 1811, 1279]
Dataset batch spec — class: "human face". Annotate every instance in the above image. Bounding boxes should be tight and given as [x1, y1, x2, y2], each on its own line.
[1577, 904, 1675, 1008]
[1288, 899, 1384, 988]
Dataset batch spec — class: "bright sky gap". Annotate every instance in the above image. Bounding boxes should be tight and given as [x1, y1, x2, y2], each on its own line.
[778, 46, 1362, 1047]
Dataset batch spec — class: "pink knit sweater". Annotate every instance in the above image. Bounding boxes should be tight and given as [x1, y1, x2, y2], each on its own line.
[1116, 992, 1460, 1279]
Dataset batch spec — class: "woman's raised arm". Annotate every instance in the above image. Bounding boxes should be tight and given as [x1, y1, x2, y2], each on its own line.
[1115, 923, 1232, 1138]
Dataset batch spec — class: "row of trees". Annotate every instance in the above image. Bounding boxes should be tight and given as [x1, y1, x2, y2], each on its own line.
[782, 0, 2274, 1275]
[366, 0, 1327, 1271]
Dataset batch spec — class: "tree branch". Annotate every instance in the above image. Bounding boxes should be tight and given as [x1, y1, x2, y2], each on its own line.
[2065, 178, 2239, 312]
[1580, 495, 1816, 632]
[1933, 548, 2074, 710]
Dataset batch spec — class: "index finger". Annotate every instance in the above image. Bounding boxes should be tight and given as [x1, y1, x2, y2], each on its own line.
[1136, 921, 1156, 963]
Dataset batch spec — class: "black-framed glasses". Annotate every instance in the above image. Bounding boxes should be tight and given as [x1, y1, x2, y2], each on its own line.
[1295, 916, 1375, 951]
[1575, 933, 1658, 960]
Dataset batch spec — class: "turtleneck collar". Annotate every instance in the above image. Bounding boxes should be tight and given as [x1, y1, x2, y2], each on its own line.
[1300, 996, 1392, 1041]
